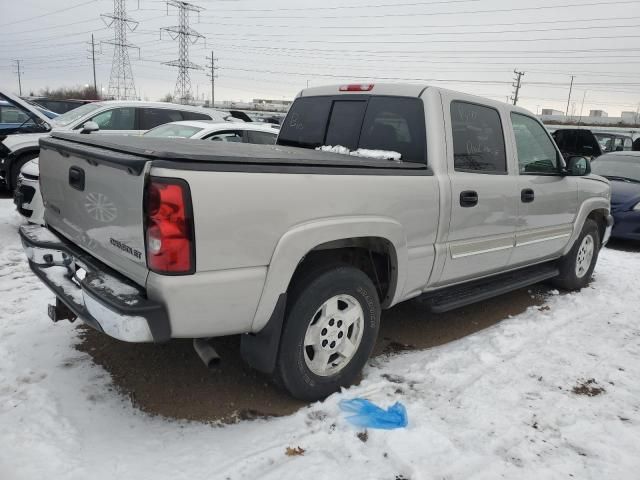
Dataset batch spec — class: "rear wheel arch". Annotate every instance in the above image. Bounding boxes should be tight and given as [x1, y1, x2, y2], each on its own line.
[250, 217, 408, 333]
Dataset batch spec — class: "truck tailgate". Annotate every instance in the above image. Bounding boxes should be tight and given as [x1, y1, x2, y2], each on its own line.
[39, 136, 150, 286]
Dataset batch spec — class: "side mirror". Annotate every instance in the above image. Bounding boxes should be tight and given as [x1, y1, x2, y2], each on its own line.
[80, 121, 99, 134]
[565, 156, 591, 176]
[615, 145, 624, 152]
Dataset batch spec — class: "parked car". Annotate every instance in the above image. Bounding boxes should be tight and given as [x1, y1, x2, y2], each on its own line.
[1, 90, 232, 191]
[144, 120, 279, 143]
[592, 131, 634, 154]
[0, 96, 53, 136]
[0, 100, 57, 133]
[20, 83, 612, 401]
[551, 128, 603, 160]
[591, 151, 640, 240]
[17, 121, 279, 224]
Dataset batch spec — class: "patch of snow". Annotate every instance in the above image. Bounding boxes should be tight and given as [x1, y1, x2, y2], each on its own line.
[316, 145, 402, 162]
[1, 198, 640, 479]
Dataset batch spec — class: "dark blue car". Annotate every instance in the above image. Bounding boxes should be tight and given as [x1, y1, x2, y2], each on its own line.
[591, 151, 640, 240]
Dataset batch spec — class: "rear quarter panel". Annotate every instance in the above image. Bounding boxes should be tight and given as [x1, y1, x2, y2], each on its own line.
[150, 166, 439, 330]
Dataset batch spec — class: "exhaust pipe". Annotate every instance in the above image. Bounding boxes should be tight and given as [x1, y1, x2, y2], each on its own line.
[193, 338, 221, 368]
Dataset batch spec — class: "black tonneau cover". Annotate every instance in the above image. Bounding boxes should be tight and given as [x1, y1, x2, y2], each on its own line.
[41, 132, 427, 174]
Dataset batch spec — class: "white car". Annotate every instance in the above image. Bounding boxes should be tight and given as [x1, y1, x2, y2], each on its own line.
[2, 91, 231, 191]
[16, 121, 280, 225]
[143, 120, 279, 143]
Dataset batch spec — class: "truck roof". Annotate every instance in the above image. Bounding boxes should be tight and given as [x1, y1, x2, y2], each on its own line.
[298, 83, 532, 116]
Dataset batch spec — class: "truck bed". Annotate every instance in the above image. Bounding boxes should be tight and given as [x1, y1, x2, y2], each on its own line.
[42, 132, 428, 173]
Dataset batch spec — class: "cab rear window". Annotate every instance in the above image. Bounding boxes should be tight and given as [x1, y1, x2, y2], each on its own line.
[277, 95, 427, 164]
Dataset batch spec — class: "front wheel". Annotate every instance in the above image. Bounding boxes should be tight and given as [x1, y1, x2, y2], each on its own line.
[553, 219, 600, 291]
[275, 266, 380, 401]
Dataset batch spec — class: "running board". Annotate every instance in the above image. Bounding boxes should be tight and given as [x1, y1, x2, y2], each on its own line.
[420, 263, 560, 313]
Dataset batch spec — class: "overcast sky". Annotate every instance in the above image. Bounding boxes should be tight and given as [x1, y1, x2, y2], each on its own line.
[1, 0, 639, 116]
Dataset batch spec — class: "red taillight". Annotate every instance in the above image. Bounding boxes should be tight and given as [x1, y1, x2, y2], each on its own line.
[145, 178, 194, 274]
[339, 84, 374, 92]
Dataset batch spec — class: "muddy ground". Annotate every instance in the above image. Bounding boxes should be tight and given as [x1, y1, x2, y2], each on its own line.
[76, 284, 552, 423]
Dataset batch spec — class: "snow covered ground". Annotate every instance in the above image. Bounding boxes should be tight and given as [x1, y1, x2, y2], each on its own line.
[1, 197, 639, 480]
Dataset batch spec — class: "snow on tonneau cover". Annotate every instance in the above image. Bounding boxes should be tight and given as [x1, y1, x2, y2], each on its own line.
[39, 133, 151, 287]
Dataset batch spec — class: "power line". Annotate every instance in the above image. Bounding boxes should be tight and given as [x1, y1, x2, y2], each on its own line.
[193, 14, 640, 30]
[161, 0, 205, 104]
[207, 0, 640, 20]
[202, 22, 640, 39]
[102, 0, 139, 100]
[205, 33, 640, 45]
[0, 0, 99, 28]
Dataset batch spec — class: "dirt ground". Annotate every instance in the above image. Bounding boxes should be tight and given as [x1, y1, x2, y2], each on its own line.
[76, 284, 551, 423]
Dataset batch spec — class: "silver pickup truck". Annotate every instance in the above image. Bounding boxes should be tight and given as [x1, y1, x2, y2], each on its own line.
[20, 83, 612, 400]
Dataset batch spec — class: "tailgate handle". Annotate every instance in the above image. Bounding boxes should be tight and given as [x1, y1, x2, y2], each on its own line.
[68, 167, 85, 191]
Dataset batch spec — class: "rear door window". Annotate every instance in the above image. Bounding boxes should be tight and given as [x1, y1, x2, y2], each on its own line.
[324, 100, 367, 150]
[181, 111, 212, 121]
[246, 130, 277, 145]
[138, 108, 184, 130]
[451, 101, 507, 173]
[359, 97, 426, 163]
[205, 130, 245, 142]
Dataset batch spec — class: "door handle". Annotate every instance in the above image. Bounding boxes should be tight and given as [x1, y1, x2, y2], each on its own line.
[521, 188, 535, 203]
[68, 166, 85, 191]
[460, 190, 478, 207]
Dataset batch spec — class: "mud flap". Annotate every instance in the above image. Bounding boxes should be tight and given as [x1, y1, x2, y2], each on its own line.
[240, 294, 287, 374]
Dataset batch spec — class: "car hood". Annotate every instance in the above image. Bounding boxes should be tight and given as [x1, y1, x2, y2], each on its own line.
[609, 179, 640, 210]
[0, 91, 52, 125]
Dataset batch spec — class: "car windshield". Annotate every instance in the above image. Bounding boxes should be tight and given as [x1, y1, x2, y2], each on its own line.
[51, 102, 102, 127]
[591, 155, 640, 183]
[144, 124, 204, 138]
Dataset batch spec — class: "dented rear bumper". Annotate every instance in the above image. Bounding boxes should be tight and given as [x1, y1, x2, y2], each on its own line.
[19, 224, 170, 343]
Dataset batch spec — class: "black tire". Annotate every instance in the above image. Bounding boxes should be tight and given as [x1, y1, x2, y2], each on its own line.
[275, 265, 381, 401]
[553, 219, 600, 291]
[9, 152, 38, 191]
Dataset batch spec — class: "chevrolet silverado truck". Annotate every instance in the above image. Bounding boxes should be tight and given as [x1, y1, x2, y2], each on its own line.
[20, 84, 612, 401]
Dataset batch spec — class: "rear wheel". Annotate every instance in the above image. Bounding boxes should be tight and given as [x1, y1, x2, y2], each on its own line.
[553, 219, 600, 290]
[275, 265, 380, 401]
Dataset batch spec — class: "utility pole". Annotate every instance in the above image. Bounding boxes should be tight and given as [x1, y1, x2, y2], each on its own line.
[12, 60, 23, 95]
[565, 75, 574, 117]
[205, 50, 218, 107]
[161, 0, 205, 105]
[101, 0, 139, 100]
[511, 69, 525, 106]
[87, 34, 99, 97]
[578, 90, 587, 124]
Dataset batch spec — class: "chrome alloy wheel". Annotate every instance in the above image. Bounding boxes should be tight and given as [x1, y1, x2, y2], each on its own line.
[575, 234, 595, 278]
[303, 294, 364, 377]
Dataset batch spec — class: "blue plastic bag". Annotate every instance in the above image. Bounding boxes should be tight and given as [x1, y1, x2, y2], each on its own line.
[339, 398, 408, 429]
